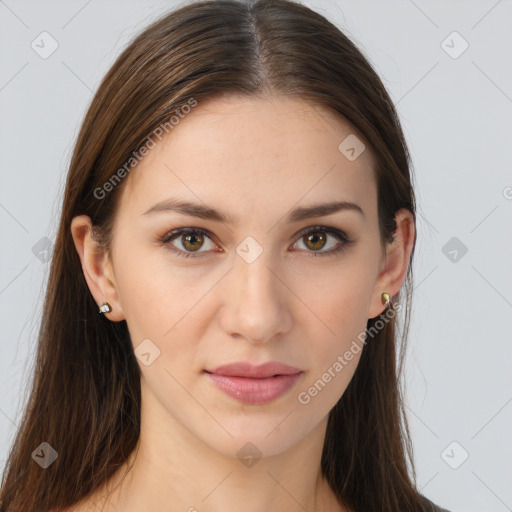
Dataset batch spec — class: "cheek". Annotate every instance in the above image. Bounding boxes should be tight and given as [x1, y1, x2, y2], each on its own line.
[114, 244, 201, 332]
[293, 262, 372, 406]
[294, 259, 374, 336]
[299, 324, 364, 413]
[114, 249, 219, 377]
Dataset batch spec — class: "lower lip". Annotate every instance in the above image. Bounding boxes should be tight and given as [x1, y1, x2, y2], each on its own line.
[206, 372, 303, 405]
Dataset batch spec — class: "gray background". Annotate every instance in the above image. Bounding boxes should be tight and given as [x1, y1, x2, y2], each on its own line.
[1, 1, 511, 511]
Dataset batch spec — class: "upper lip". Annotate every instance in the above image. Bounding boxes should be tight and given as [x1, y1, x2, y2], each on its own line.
[206, 361, 302, 378]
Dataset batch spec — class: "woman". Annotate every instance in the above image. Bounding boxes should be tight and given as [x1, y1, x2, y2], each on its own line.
[0, 0, 451, 511]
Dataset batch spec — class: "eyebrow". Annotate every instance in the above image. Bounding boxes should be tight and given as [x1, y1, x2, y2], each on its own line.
[142, 198, 365, 224]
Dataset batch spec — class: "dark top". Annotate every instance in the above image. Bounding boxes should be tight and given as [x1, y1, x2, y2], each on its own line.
[421, 494, 451, 512]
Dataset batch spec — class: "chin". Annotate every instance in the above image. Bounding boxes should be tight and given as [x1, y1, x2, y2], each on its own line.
[195, 415, 311, 460]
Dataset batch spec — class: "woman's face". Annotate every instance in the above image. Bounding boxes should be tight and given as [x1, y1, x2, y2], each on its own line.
[95, 95, 401, 457]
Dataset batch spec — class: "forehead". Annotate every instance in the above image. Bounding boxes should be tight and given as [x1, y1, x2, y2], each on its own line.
[118, 94, 377, 223]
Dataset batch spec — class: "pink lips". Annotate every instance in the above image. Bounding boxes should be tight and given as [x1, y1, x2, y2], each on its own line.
[205, 361, 303, 405]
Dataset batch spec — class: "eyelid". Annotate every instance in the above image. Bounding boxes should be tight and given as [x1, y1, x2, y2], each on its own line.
[293, 224, 347, 241]
[291, 225, 350, 257]
[161, 227, 217, 256]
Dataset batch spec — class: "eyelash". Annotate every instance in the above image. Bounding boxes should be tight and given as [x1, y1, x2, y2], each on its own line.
[160, 225, 353, 259]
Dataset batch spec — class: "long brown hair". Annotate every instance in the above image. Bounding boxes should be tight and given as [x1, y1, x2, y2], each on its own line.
[0, 1, 424, 510]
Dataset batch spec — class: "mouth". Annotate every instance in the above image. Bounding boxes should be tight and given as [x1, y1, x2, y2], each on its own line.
[204, 361, 304, 405]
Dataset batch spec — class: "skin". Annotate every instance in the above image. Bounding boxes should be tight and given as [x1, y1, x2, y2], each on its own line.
[70, 94, 415, 512]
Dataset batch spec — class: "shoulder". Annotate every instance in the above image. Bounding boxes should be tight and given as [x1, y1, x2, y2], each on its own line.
[46, 502, 92, 512]
[420, 494, 452, 512]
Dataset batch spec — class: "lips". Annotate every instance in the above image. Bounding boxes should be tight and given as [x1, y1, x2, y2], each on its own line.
[205, 361, 304, 405]
[207, 361, 302, 378]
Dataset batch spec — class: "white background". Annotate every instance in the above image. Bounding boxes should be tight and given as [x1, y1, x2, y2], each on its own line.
[1, 1, 511, 511]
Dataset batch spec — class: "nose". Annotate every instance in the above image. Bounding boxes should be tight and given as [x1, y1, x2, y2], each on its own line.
[219, 250, 292, 345]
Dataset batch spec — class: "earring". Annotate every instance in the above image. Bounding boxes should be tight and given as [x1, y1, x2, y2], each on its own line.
[381, 292, 391, 308]
[98, 302, 112, 314]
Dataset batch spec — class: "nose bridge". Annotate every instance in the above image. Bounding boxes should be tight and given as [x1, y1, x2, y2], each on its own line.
[222, 241, 290, 344]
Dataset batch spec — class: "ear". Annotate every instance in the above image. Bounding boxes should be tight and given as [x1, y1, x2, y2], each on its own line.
[367, 208, 416, 319]
[70, 215, 126, 322]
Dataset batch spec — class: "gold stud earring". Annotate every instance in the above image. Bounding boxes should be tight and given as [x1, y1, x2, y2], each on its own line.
[98, 302, 112, 314]
[381, 292, 391, 307]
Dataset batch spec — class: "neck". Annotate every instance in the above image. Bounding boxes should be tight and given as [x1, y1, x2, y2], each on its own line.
[91, 385, 345, 512]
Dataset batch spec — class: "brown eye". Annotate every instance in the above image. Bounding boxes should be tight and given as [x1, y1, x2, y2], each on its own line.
[181, 232, 204, 252]
[292, 226, 352, 258]
[162, 228, 216, 258]
[303, 231, 327, 251]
